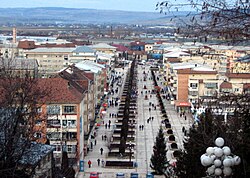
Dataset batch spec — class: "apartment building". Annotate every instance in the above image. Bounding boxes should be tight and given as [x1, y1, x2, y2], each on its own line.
[89, 43, 117, 55]
[75, 61, 107, 105]
[221, 73, 250, 95]
[37, 77, 86, 169]
[58, 65, 96, 147]
[0, 43, 19, 59]
[25, 47, 75, 77]
[0, 58, 39, 78]
[69, 46, 97, 64]
[167, 63, 218, 111]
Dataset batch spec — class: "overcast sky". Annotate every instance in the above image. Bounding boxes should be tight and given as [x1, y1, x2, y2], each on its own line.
[1, 0, 162, 12]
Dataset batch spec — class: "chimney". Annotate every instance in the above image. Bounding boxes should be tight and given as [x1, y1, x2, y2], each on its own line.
[13, 27, 17, 43]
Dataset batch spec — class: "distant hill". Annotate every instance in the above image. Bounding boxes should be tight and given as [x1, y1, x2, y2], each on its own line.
[0, 7, 191, 25]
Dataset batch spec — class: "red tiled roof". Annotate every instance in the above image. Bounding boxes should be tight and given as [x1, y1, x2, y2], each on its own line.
[127, 50, 147, 55]
[38, 78, 84, 104]
[226, 73, 250, 79]
[167, 58, 181, 63]
[220, 81, 232, 89]
[0, 77, 85, 106]
[18, 40, 36, 49]
[111, 44, 129, 52]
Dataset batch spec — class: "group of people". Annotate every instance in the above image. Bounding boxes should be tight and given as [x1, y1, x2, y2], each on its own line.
[87, 158, 105, 168]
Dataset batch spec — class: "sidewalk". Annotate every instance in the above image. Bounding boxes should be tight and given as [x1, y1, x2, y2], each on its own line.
[78, 65, 193, 178]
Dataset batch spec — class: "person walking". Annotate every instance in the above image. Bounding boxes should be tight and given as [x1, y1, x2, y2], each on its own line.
[97, 158, 100, 166]
[100, 147, 104, 155]
[88, 160, 92, 168]
[101, 159, 105, 167]
[141, 125, 144, 130]
[94, 139, 97, 145]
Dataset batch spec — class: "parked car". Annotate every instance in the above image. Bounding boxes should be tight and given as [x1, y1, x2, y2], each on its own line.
[89, 172, 99, 178]
[116, 172, 125, 178]
[130, 172, 139, 178]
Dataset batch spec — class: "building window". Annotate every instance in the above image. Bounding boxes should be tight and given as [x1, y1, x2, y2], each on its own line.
[63, 106, 76, 114]
[47, 105, 60, 115]
[54, 145, 61, 152]
[34, 132, 42, 138]
[190, 83, 198, 88]
[205, 83, 217, 89]
[37, 107, 42, 113]
[35, 120, 42, 126]
[67, 145, 76, 153]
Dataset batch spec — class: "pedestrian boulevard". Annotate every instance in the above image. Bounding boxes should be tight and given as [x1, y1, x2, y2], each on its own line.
[78, 65, 193, 178]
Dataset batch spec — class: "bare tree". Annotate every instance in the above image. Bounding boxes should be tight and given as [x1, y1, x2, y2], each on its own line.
[0, 57, 48, 177]
[157, 0, 250, 43]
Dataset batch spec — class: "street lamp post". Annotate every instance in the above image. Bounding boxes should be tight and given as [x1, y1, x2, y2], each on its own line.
[200, 137, 241, 177]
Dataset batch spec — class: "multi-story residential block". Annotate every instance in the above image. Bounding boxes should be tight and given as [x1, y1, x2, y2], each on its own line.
[75, 61, 107, 104]
[58, 65, 96, 149]
[0, 58, 39, 78]
[25, 47, 75, 77]
[89, 43, 117, 55]
[37, 77, 86, 169]
[167, 63, 218, 111]
[0, 43, 19, 59]
[69, 46, 97, 64]
[219, 73, 250, 95]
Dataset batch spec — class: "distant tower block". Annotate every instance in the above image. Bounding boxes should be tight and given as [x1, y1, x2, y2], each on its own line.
[13, 27, 17, 43]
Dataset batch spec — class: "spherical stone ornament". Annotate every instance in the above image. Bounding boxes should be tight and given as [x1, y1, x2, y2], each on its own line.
[206, 147, 214, 155]
[222, 146, 231, 156]
[223, 158, 232, 167]
[215, 137, 225, 147]
[223, 167, 232, 176]
[207, 166, 215, 175]
[234, 156, 241, 165]
[214, 168, 222, 176]
[214, 159, 222, 167]
[201, 156, 213, 166]
[200, 154, 206, 161]
[211, 155, 216, 161]
[214, 147, 224, 157]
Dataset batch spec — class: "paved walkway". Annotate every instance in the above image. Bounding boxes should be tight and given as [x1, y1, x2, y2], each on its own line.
[78, 64, 193, 178]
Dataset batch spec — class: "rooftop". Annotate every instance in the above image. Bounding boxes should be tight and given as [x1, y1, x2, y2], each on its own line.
[73, 46, 96, 53]
[25, 47, 75, 53]
[75, 60, 105, 74]
[90, 43, 117, 49]
[38, 78, 85, 104]
[20, 142, 54, 166]
[226, 73, 250, 79]
[220, 81, 232, 89]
